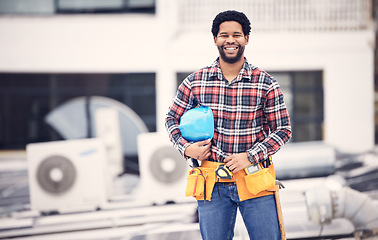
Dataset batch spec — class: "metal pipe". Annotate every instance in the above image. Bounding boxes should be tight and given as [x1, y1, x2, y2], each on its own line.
[332, 187, 378, 230]
[305, 177, 378, 238]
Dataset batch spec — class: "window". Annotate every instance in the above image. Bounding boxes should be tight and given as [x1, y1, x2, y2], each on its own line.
[177, 70, 324, 142]
[0, 73, 156, 149]
[0, 0, 156, 15]
[271, 71, 324, 142]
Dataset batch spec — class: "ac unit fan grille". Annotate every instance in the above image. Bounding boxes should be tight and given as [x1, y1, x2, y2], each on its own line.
[148, 146, 186, 184]
[36, 155, 77, 194]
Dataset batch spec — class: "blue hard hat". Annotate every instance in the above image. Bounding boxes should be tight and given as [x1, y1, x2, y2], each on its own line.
[179, 106, 214, 142]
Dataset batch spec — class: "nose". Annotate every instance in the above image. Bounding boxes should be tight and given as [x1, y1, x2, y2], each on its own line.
[226, 36, 235, 44]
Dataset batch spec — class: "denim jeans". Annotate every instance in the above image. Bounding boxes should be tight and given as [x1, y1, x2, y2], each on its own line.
[197, 182, 281, 240]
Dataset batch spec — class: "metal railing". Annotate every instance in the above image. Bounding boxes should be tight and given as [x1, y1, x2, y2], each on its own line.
[177, 0, 372, 32]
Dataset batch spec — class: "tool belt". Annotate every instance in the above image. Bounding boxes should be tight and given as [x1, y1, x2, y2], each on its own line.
[185, 159, 276, 201]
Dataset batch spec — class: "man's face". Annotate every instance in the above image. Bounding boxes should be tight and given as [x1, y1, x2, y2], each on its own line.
[214, 21, 249, 64]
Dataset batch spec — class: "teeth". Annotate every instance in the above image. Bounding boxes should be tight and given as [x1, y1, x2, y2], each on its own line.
[225, 47, 237, 50]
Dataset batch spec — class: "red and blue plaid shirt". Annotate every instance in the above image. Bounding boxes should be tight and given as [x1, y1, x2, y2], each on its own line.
[165, 58, 291, 163]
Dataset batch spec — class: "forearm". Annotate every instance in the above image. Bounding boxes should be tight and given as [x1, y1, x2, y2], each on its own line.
[247, 126, 291, 163]
[247, 79, 292, 163]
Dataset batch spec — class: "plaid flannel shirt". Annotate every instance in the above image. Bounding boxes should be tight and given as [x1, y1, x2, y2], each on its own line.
[165, 58, 291, 164]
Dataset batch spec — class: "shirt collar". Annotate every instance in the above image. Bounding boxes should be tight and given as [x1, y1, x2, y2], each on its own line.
[209, 57, 252, 82]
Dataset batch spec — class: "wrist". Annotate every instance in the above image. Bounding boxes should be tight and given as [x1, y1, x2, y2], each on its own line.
[247, 152, 256, 164]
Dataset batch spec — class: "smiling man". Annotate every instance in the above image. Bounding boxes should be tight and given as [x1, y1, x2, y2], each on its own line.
[215, 21, 248, 65]
[165, 10, 291, 240]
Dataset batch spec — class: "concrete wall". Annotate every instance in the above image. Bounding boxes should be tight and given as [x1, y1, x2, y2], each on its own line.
[249, 31, 375, 153]
[0, 15, 159, 72]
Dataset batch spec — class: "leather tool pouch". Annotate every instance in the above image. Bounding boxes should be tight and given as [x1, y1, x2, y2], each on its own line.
[244, 164, 275, 195]
[185, 168, 206, 198]
[185, 167, 217, 200]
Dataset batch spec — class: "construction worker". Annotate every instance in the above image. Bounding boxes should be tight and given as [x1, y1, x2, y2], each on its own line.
[165, 10, 291, 240]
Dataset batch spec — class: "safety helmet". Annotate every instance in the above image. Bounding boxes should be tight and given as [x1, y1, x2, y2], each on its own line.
[179, 105, 214, 142]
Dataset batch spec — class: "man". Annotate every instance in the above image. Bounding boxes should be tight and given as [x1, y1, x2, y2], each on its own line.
[165, 10, 291, 240]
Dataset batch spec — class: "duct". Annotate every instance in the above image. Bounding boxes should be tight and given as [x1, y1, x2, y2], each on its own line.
[273, 142, 336, 180]
[305, 176, 378, 238]
[332, 187, 378, 230]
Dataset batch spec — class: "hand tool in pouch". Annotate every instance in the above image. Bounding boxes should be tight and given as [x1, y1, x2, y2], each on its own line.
[215, 164, 233, 179]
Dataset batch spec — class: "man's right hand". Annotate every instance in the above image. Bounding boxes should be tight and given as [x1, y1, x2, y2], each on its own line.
[184, 139, 212, 161]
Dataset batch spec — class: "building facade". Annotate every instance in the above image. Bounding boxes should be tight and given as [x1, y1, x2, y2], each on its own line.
[0, 0, 374, 153]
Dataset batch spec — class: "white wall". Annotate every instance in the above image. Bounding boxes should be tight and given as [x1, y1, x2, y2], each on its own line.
[0, 15, 160, 72]
[0, 7, 374, 153]
[250, 31, 375, 153]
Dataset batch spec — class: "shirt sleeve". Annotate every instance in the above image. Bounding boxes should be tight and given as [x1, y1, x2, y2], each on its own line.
[165, 76, 198, 157]
[247, 78, 292, 163]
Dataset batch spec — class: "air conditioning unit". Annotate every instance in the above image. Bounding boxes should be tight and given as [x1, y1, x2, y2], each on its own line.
[94, 107, 123, 179]
[26, 138, 108, 213]
[134, 132, 192, 205]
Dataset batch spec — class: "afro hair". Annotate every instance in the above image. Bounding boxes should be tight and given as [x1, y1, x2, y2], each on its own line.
[211, 10, 251, 37]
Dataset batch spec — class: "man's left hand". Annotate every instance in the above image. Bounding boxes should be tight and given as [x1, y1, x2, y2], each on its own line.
[224, 152, 251, 173]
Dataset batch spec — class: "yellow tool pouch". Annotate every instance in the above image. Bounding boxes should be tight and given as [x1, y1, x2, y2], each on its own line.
[244, 167, 275, 195]
[185, 168, 205, 197]
[185, 160, 276, 201]
[185, 167, 217, 201]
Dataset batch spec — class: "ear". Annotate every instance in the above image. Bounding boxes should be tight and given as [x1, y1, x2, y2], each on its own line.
[245, 35, 250, 45]
[213, 36, 217, 45]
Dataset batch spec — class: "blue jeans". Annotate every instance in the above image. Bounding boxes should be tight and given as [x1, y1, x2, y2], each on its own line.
[197, 182, 281, 240]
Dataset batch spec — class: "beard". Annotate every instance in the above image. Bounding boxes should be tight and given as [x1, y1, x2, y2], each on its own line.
[218, 44, 244, 64]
